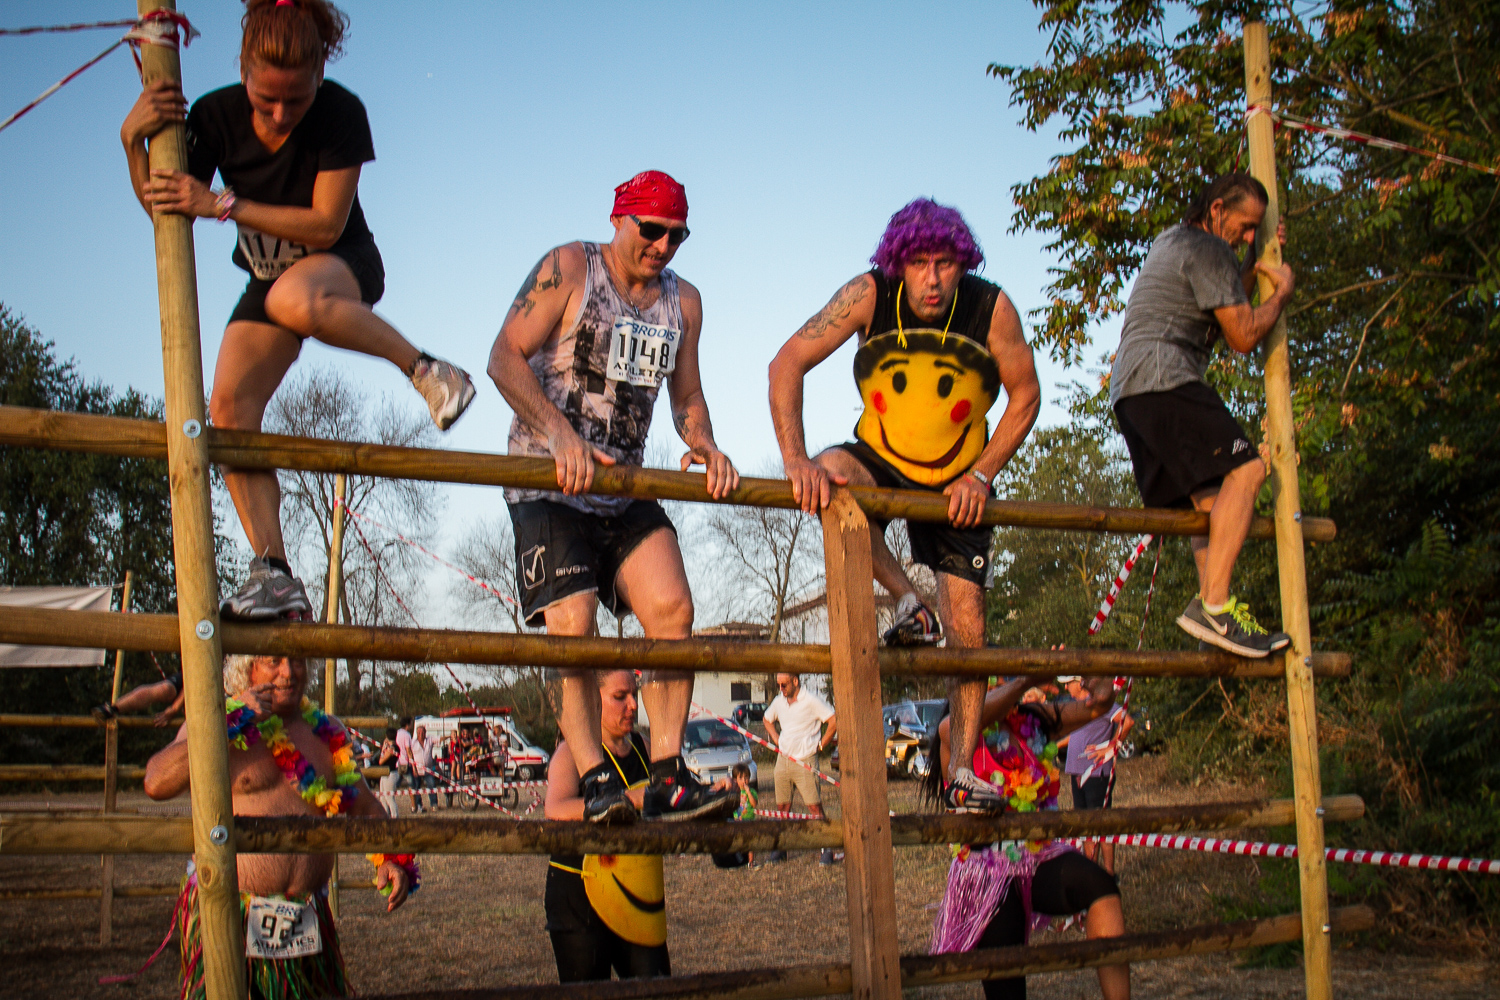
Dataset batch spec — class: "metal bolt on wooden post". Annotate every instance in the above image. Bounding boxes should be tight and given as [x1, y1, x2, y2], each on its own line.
[820, 491, 901, 1000]
[100, 570, 134, 944]
[136, 2, 247, 996]
[1242, 20, 1332, 1000]
[324, 473, 347, 917]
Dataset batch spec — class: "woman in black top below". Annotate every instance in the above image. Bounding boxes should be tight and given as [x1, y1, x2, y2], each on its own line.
[121, 0, 475, 621]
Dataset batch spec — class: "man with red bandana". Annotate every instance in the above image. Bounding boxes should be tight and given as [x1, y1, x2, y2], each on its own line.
[488, 171, 738, 824]
[768, 198, 1042, 814]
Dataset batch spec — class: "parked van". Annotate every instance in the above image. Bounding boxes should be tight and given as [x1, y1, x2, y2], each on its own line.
[415, 706, 551, 783]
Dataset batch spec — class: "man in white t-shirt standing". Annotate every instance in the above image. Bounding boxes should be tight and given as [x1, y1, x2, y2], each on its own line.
[762, 673, 838, 864]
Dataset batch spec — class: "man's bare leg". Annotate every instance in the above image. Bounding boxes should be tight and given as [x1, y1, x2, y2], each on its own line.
[936, 571, 987, 781]
[614, 528, 694, 761]
[542, 591, 604, 777]
[815, 449, 922, 600]
[1188, 459, 1265, 607]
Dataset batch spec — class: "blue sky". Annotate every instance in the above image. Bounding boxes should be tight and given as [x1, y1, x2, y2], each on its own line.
[1, 1, 1114, 626]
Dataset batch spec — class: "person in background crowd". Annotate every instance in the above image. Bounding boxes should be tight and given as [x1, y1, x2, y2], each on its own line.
[762, 672, 839, 865]
[1058, 677, 1134, 875]
[411, 722, 439, 813]
[376, 726, 400, 819]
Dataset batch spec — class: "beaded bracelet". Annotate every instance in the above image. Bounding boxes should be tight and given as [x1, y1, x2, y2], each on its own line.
[366, 853, 421, 895]
[212, 186, 236, 223]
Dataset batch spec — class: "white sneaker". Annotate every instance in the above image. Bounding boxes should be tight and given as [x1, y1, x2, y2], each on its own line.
[410, 354, 476, 431]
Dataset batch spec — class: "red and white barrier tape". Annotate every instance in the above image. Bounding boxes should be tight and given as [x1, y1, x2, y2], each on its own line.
[1, 18, 140, 35]
[1, 11, 196, 135]
[754, 809, 822, 821]
[1246, 104, 1499, 177]
[1066, 832, 1500, 875]
[1088, 534, 1153, 636]
[691, 702, 839, 787]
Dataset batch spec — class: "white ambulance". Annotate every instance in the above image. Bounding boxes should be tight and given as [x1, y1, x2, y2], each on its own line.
[414, 707, 551, 806]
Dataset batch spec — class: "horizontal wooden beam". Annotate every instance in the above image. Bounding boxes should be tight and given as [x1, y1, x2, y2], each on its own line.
[0, 713, 388, 730]
[0, 607, 1353, 680]
[0, 765, 146, 782]
[0, 404, 1336, 540]
[361, 905, 1374, 1000]
[0, 795, 1362, 855]
[0, 880, 377, 901]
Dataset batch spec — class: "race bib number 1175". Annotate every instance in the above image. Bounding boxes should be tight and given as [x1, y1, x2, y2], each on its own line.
[607, 316, 679, 388]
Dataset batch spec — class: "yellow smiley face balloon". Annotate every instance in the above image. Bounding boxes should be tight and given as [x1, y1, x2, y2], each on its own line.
[583, 853, 667, 946]
[853, 330, 1001, 485]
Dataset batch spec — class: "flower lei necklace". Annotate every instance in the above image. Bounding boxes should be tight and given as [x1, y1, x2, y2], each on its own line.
[225, 696, 361, 816]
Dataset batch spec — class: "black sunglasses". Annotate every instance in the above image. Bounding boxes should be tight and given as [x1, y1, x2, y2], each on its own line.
[630, 215, 690, 245]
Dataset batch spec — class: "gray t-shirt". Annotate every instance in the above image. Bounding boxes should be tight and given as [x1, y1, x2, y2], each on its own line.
[1109, 224, 1248, 405]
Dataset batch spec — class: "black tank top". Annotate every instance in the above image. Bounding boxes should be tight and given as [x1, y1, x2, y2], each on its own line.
[544, 733, 652, 933]
[864, 269, 1001, 348]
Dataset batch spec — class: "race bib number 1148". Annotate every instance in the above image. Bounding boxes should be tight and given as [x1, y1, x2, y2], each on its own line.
[607, 316, 679, 388]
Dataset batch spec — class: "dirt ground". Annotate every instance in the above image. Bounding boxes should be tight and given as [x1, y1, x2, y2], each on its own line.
[2, 756, 1495, 999]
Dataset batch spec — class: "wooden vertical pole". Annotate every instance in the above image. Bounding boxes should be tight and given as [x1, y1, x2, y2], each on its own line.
[1242, 21, 1332, 1000]
[820, 491, 900, 1000]
[324, 473, 347, 917]
[136, 3, 246, 997]
[100, 570, 134, 945]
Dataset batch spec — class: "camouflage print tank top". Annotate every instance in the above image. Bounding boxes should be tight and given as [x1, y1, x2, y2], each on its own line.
[505, 241, 684, 515]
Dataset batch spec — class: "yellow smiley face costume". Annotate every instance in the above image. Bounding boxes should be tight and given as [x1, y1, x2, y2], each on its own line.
[582, 853, 667, 947]
[853, 323, 1002, 486]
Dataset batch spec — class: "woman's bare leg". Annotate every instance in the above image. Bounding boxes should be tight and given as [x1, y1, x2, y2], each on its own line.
[263, 253, 420, 371]
[1086, 894, 1130, 999]
[209, 320, 303, 562]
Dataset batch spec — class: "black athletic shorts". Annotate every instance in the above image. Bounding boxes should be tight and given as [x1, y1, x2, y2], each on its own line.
[1113, 381, 1257, 509]
[1071, 771, 1113, 810]
[508, 499, 677, 628]
[974, 851, 1120, 1000]
[228, 241, 385, 328]
[165, 672, 183, 693]
[831, 440, 992, 587]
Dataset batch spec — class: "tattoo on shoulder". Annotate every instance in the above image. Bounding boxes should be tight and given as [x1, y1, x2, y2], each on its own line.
[795, 275, 869, 341]
[509, 249, 565, 319]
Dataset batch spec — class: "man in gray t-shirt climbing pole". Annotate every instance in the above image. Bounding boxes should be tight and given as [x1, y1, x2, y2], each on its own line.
[487, 170, 738, 824]
[1109, 173, 1297, 657]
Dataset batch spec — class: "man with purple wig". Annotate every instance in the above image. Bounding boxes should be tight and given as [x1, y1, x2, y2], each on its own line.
[769, 198, 1041, 814]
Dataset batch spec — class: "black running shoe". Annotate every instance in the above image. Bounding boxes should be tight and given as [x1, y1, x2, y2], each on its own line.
[883, 598, 944, 647]
[90, 703, 118, 722]
[1177, 596, 1289, 658]
[581, 761, 638, 824]
[942, 767, 1007, 814]
[643, 755, 737, 822]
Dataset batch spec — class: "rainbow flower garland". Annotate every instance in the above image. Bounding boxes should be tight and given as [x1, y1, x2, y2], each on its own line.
[366, 853, 422, 895]
[979, 709, 1061, 815]
[224, 696, 361, 816]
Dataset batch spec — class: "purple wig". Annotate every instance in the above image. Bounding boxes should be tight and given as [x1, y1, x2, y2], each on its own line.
[870, 198, 984, 276]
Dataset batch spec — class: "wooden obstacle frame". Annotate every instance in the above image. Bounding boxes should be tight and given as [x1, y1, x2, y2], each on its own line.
[0, 10, 1346, 999]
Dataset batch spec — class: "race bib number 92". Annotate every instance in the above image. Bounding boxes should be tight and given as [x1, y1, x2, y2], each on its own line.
[245, 895, 322, 959]
[607, 316, 679, 388]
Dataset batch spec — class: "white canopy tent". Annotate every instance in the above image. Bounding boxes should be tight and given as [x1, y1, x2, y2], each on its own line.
[0, 586, 113, 667]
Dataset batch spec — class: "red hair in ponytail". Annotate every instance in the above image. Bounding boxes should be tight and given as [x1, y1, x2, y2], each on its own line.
[241, 0, 348, 70]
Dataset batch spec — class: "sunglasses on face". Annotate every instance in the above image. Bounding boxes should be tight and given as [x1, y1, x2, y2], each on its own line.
[631, 215, 690, 245]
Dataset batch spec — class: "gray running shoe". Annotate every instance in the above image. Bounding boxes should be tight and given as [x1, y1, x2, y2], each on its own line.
[410, 354, 476, 431]
[1177, 595, 1289, 658]
[883, 595, 944, 647]
[220, 557, 312, 621]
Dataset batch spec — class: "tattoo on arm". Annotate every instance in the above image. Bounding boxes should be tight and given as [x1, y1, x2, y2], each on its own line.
[795, 275, 868, 341]
[509, 249, 564, 319]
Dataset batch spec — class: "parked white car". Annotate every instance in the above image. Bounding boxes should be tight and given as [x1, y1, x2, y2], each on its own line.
[682, 717, 756, 787]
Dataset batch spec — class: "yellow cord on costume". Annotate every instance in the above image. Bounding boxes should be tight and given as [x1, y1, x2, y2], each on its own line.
[895, 280, 959, 348]
[549, 861, 593, 877]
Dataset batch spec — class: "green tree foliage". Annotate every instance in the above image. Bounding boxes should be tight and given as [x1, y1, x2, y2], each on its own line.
[0, 304, 179, 770]
[991, 2, 1499, 948]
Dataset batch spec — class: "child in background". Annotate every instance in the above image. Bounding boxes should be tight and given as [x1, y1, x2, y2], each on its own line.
[733, 762, 758, 869]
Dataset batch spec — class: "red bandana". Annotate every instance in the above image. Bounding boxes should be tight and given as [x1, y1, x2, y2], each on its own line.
[612, 170, 688, 222]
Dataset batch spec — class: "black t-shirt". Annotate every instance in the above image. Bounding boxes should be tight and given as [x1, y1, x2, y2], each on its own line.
[864, 269, 1001, 349]
[544, 733, 652, 934]
[185, 79, 377, 277]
